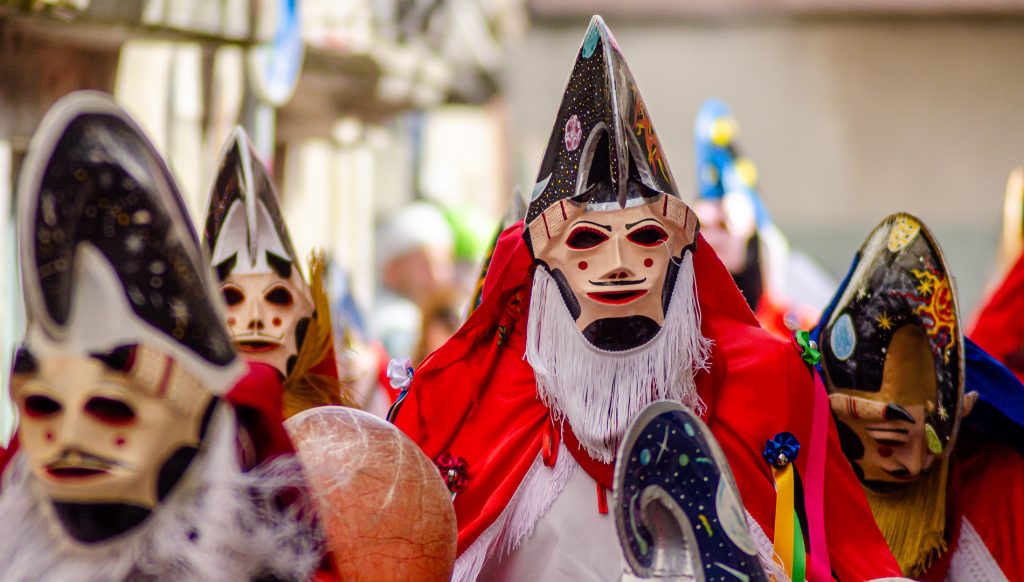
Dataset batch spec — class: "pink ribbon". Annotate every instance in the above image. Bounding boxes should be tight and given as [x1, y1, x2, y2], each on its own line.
[805, 372, 833, 581]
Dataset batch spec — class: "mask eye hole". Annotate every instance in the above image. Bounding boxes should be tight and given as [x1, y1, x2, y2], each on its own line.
[24, 394, 61, 418]
[222, 285, 244, 306]
[566, 226, 609, 250]
[627, 225, 668, 247]
[85, 397, 136, 425]
[264, 286, 294, 307]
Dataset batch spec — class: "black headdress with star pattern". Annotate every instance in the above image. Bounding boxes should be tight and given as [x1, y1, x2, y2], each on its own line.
[525, 15, 680, 232]
[18, 92, 241, 392]
[818, 212, 964, 455]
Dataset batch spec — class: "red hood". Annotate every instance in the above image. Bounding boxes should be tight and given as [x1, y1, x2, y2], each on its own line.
[971, 252, 1024, 382]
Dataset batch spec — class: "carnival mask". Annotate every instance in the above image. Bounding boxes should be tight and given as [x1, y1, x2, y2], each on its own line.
[829, 326, 977, 489]
[11, 348, 213, 540]
[692, 198, 754, 275]
[13, 92, 242, 543]
[205, 127, 313, 377]
[523, 17, 698, 351]
[528, 187, 697, 350]
[221, 269, 313, 374]
[819, 213, 968, 490]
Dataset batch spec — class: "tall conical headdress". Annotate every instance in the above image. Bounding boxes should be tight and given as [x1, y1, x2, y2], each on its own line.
[819, 213, 964, 456]
[694, 98, 768, 230]
[526, 16, 682, 234]
[17, 92, 242, 392]
[203, 127, 301, 281]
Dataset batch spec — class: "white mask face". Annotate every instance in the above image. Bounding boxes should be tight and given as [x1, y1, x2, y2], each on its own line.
[528, 193, 698, 351]
[220, 270, 313, 376]
[12, 354, 211, 509]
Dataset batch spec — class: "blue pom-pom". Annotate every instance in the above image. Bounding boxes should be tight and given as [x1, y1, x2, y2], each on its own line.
[763, 432, 800, 468]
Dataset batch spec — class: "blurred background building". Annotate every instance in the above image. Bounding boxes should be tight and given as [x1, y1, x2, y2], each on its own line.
[2, 0, 1024, 439]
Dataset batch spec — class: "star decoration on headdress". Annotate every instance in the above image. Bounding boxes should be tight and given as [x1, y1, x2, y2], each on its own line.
[125, 233, 144, 254]
[169, 298, 190, 327]
[916, 277, 934, 295]
[857, 286, 869, 300]
[876, 312, 893, 331]
[937, 403, 949, 421]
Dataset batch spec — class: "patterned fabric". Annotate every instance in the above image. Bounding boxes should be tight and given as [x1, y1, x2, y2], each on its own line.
[946, 519, 1008, 582]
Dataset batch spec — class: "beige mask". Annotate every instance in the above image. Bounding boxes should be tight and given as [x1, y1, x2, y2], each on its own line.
[527, 193, 698, 350]
[11, 349, 213, 509]
[692, 197, 754, 274]
[221, 270, 314, 376]
[829, 325, 977, 488]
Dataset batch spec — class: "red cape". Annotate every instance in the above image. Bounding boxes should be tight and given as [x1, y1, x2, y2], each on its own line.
[393, 222, 900, 580]
[228, 361, 297, 463]
[971, 252, 1024, 382]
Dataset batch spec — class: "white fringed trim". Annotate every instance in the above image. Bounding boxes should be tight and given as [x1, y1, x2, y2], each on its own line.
[0, 405, 323, 581]
[452, 443, 576, 582]
[946, 518, 1008, 582]
[526, 254, 712, 463]
[746, 509, 792, 582]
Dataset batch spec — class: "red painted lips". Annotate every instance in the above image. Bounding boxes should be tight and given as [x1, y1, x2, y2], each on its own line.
[586, 290, 648, 305]
[47, 466, 107, 479]
[238, 340, 280, 353]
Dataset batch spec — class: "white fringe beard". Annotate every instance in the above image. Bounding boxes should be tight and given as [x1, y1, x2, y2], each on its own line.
[0, 405, 323, 581]
[526, 252, 712, 463]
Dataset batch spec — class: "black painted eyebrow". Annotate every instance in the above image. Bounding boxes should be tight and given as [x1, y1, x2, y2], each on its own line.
[89, 345, 137, 372]
[866, 427, 911, 434]
[12, 346, 38, 374]
[572, 220, 611, 232]
[215, 253, 238, 282]
[266, 252, 293, 279]
[625, 218, 663, 230]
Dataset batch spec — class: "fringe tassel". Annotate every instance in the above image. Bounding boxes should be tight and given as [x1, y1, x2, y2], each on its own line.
[865, 456, 950, 577]
[0, 406, 323, 581]
[526, 254, 712, 463]
[746, 510, 792, 582]
[283, 250, 355, 418]
[452, 443, 576, 582]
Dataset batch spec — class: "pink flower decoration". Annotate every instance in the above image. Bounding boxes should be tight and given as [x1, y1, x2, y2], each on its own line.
[435, 452, 469, 494]
[564, 115, 582, 152]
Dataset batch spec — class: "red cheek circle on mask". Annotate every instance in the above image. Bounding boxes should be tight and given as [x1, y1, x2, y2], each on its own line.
[644, 258, 654, 268]
[578, 261, 588, 270]
[273, 317, 282, 327]
[227, 317, 236, 326]
[878, 445, 894, 458]
[45, 431, 54, 442]
[115, 436, 126, 447]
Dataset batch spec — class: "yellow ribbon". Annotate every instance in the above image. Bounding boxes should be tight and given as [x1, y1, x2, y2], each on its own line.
[772, 465, 796, 579]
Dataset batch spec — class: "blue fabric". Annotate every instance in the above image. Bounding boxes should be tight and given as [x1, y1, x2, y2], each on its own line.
[808, 252, 861, 354]
[963, 336, 1024, 452]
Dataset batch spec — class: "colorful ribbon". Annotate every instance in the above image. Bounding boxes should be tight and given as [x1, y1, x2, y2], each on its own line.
[788, 331, 833, 582]
[793, 508, 807, 582]
[765, 432, 808, 581]
[771, 463, 798, 578]
[805, 373, 833, 581]
[794, 330, 822, 367]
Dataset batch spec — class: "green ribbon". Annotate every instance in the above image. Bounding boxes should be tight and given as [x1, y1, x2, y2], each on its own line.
[792, 508, 807, 582]
[795, 330, 822, 367]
